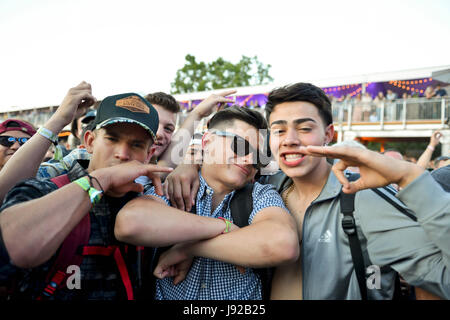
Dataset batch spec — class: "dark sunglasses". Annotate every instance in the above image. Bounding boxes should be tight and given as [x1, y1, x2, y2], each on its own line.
[211, 130, 270, 170]
[0, 136, 30, 147]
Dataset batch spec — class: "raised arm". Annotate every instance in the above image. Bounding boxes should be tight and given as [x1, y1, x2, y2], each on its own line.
[157, 90, 235, 172]
[0, 82, 95, 202]
[417, 130, 441, 169]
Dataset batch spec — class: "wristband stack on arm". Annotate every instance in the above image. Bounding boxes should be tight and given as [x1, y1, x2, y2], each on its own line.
[74, 175, 104, 205]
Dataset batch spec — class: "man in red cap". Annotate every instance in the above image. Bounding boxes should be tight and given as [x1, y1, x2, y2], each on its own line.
[0, 119, 36, 171]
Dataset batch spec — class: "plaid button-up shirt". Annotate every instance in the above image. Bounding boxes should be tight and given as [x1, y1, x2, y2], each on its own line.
[146, 172, 289, 300]
[0, 160, 139, 300]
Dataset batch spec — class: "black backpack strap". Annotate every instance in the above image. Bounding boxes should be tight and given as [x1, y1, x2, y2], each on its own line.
[340, 189, 368, 300]
[230, 183, 254, 228]
[370, 188, 417, 222]
[259, 171, 292, 195]
[229, 183, 273, 300]
[341, 172, 418, 300]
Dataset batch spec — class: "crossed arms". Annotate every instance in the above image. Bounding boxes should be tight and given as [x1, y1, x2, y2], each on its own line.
[114, 191, 300, 272]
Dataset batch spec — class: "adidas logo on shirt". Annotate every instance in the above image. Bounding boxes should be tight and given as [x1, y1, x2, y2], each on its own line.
[318, 230, 332, 243]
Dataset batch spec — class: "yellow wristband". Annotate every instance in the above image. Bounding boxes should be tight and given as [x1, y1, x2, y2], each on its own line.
[74, 176, 103, 205]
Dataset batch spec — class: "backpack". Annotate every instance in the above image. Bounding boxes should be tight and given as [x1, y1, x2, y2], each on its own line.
[229, 183, 274, 301]
[35, 174, 136, 300]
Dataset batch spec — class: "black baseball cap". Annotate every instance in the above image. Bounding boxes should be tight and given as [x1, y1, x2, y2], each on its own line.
[93, 93, 159, 142]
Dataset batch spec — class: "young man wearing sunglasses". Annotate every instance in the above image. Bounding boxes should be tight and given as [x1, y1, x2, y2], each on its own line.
[160, 83, 450, 300]
[115, 106, 299, 300]
[0, 119, 36, 171]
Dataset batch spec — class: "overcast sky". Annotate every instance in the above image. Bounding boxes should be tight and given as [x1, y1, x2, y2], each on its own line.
[1, 0, 449, 110]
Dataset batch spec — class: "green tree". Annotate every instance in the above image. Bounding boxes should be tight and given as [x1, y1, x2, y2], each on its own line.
[171, 54, 273, 94]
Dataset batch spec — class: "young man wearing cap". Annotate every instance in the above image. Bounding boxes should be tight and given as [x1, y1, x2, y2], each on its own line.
[115, 106, 299, 300]
[0, 87, 172, 300]
[162, 83, 450, 300]
[0, 119, 36, 171]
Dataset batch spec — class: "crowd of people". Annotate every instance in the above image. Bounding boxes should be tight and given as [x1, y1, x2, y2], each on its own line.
[0, 81, 449, 301]
[328, 84, 449, 122]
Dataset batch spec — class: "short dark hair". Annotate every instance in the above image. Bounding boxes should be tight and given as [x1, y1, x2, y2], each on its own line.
[145, 92, 180, 113]
[435, 156, 450, 167]
[207, 105, 268, 131]
[265, 83, 333, 126]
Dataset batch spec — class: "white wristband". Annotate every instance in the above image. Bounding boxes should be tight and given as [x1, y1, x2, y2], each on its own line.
[37, 127, 58, 145]
[427, 145, 435, 151]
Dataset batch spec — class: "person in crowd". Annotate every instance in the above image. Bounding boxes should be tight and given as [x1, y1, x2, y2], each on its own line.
[352, 93, 363, 122]
[137, 91, 235, 185]
[69, 112, 85, 149]
[431, 164, 450, 192]
[114, 106, 299, 300]
[183, 132, 203, 165]
[386, 89, 397, 101]
[0, 88, 173, 300]
[361, 92, 373, 121]
[417, 130, 442, 169]
[404, 156, 417, 163]
[42, 145, 55, 163]
[425, 86, 435, 99]
[434, 84, 448, 97]
[385, 89, 399, 120]
[163, 83, 450, 300]
[381, 149, 403, 161]
[0, 82, 95, 202]
[434, 156, 450, 169]
[0, 119, 36, 172]
[373, 91, 385, 121]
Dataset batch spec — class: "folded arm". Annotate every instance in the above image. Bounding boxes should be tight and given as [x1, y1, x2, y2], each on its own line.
[154, 206, 299, 279]
[187, 207, 299, 267]
[114, 195, 232, 247]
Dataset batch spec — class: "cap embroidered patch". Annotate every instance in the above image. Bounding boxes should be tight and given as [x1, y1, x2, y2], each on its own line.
[115, 96, 150, 114]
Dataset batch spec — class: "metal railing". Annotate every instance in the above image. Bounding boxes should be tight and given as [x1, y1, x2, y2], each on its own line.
[2, 97, 449, 130]
[332, 97, 450, 127]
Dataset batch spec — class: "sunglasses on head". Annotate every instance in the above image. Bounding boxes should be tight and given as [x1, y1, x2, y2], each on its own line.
[211, 130, 270, 170]
[0, 136, 30, 147]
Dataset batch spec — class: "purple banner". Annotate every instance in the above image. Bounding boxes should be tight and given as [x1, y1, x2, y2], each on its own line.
[235, 94, 268, 107]
[324, 77, 447, 99]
